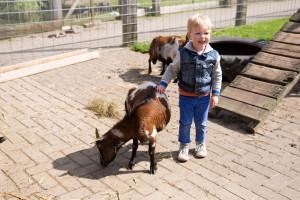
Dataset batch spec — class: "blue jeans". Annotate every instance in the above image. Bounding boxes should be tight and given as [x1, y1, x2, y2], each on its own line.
[178, 95, 210, 144]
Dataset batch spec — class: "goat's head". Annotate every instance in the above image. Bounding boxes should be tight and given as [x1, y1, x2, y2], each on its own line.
[95, 128, 119, 167]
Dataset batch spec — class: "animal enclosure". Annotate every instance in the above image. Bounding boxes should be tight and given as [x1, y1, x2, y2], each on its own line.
[0, 0, 299, 66]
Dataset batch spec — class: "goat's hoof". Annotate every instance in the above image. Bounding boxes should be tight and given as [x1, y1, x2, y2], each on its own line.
[128, 162, 135, 170]
[149, 166, 157, 174]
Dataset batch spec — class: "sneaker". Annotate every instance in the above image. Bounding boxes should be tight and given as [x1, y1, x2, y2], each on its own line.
[195, 142, 207, 158]
[178, 143, 189, 162]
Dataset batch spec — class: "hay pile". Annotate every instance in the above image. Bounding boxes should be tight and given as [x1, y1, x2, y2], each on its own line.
[86, 99, 120, 119]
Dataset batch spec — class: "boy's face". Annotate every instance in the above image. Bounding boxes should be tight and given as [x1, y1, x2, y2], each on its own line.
[188, 25, 211, 52]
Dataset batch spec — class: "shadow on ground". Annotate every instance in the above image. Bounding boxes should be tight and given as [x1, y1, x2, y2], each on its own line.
[52, 143, 177, 179]
[119, 68, 161, 84]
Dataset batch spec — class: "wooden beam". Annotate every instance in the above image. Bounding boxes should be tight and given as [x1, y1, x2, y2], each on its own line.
[263, 41, 300, 59]
[241, 63, 298, 85]
[65, 0, 81, 19]
[221, 86, 277, 110]
[251, 52, 300, 72]
[230, 75, 285, 99]
[0, 49, 99, 83]
[281, 22, 300, 33]
[273, 32, 300, 45]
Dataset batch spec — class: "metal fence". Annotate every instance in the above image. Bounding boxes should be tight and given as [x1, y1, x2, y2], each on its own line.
[0, 0, 299, 67]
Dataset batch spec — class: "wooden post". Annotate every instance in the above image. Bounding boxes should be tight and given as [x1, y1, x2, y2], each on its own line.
[65, 0, 81, 19]
[235, 0, 247, 26]
[52, 0, 63, 20]
[152, 0, 160, 16]
[121, 0, 137, 46]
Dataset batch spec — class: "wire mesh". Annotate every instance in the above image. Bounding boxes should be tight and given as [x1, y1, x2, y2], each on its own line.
[0, 0, 299, 67]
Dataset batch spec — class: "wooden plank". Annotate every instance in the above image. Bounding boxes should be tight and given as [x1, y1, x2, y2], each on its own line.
[273, 32, 300, 45]
[290, 9, 300, 22]
[0, 50, 99, 83]
[281, 22, 300, 33]
[241, 63, 298, 85]
[263, 41, 300, 59]
[217, 96, 269, 121]
[221, 86, 277, 110]
[230, 75, 285, 99]
[0, 49, 89, 73]
[251, 52, 300, 72]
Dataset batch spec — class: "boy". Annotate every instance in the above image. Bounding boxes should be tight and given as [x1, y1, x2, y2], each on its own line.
[157, 14, 222, 162]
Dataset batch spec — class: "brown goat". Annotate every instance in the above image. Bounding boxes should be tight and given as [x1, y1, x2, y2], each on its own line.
[95, 81, 171, 174]
[148, 35, 188, 75]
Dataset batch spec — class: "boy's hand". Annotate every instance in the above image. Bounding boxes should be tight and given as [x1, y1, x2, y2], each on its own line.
[156, 85, 166, 94]
[210, 95, 219, 109]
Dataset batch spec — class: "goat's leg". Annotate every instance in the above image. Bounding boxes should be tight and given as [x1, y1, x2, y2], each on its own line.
[128, 138, 138, 170]
[148, 139, 157, 174]
[148, 59, 152, 74]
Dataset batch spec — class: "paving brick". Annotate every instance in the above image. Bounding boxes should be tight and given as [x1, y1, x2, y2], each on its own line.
[201, 160, 245, 183]
[246, 161, 279, 178]
[102, 176, 132, 194]
[252, 185, 290, 200]
[83, 191, 113, 200]
[0, 170, 18, 193]
[279, 186, 300, 200]
[7, 170, 31, 189]
[118, 189, 144, 200]
[56, 176, 83, 191]
[42, 184, 67, 198]
[288, 178, 300, 192]
[18, 130, 44, 145]
[176, 179, 213, 200]
[32, 172, 58, 190]
[19, 183, 41, 197]
[214, 157, 255, 177]
[123, 177, 156, 196]
[141, 190, 169, 200]
[239, 172, 269, 190]
[26, 162, 54, 176]
[223, 181, 263, 200]
[58, 187, 92, 199]
[263, 174, 293, 192]
[23, 147, 50, 164]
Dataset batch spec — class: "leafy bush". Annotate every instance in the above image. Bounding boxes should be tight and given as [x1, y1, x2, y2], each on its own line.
[0, 0, 43, 24]
[130, 42, 150, 53]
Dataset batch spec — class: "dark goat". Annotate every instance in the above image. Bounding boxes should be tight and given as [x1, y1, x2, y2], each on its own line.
[148, 35, 188, 75]
[95, 81, 171, 174]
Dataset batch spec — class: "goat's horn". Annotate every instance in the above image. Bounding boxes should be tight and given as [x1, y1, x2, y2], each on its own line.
[95, 128, 100, 138]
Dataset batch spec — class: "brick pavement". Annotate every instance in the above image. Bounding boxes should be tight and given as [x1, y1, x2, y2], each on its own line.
[0, 47, 299, 200]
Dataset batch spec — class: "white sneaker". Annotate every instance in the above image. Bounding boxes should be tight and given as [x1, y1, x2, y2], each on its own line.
[195, 142, 207, 158]
[178, 143, 189, 162]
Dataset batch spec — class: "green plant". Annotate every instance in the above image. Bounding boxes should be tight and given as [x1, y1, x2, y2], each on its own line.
[213, 18, 289, 41]
[131, 42, 150, 53]
[131, 17, 289, 53]
[0, 0, 43, 23]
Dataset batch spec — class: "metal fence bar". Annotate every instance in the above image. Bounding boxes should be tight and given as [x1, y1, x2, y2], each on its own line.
[0, 0, 299, 67]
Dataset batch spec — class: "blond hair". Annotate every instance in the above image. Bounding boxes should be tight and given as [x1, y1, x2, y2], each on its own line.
[187, 14, 213, 33]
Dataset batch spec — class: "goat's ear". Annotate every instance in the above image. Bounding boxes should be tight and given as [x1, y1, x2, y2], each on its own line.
[95, 128, 100, 139]
[91, 128, 103, 144]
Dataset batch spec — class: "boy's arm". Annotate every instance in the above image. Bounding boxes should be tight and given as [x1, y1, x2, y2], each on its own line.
[158, 51, 181, 89]
[210, 56, 222, 108]
[211, 56, 222, 96]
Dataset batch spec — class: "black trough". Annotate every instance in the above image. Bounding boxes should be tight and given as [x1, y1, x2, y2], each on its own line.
[210, 38, 266, 82]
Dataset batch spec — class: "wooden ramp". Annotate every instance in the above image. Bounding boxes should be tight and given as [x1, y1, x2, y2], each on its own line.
[214, 9, 300, 133]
